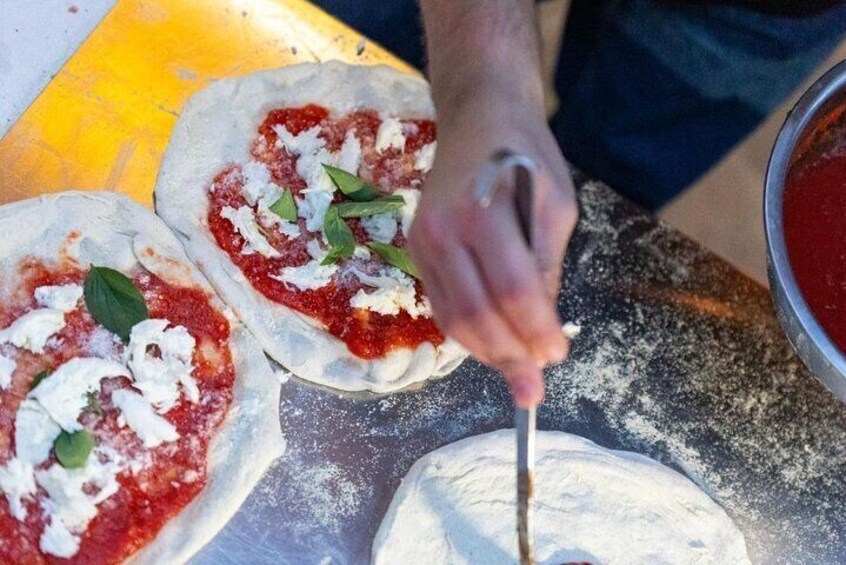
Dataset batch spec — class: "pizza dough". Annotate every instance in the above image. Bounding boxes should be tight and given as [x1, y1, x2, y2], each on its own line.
[155, 61, 466, 394]
[0, 192, 284, 563]
[373, 430, 751, 564]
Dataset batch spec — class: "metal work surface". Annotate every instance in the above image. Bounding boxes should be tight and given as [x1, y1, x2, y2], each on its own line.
[197, 180, 846, 565]
[3, 2, 844, 563]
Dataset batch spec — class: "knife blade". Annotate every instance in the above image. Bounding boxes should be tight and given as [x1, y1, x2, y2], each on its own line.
[475, 150, 538, 564]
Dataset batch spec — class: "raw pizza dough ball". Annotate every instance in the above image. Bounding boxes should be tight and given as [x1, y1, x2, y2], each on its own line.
[373, 430, 751, 564]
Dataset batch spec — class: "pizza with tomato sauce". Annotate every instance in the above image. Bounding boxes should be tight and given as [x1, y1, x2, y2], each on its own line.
[155, 62, 466, 393]
[0, 193, 282, 563]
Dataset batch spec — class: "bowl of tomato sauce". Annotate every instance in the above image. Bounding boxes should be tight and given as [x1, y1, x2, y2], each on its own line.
[766, 60, 846, 403]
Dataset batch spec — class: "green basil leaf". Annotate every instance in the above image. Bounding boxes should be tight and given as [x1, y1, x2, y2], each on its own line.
[333, 196, 405, 218]
[323, 165, 380, 202]
[84, 266, 148, 341]
[54, 430, 94, 469]
[269, 189, 298, 222]
[29, 370, 50, 392]
[368, 242, 421, 279]
[86, 391, 104, 418]
[321, 244, 355, 266]
[323, 207, 356, 248]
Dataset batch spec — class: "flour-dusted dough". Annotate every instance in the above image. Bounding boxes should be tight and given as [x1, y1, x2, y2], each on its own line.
[154, 61, 466, 394]
[373, 430, 751, 565]
[0, 192, 284, 564]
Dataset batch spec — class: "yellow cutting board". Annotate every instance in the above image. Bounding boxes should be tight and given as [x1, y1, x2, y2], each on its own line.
[0, 0, 410, 207]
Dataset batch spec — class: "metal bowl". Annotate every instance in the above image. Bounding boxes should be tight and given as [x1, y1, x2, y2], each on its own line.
[765, 60, 846, 403]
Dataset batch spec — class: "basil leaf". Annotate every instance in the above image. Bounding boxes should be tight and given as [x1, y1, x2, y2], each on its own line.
[323, 207, 356, 248]
[323, 165, 380, 202]
[368, 242, 421, 279]
[84, 266, 148, 341]
[321, 244, 355, 266]
[29, 370, 50, 392]
[334, 196, 405, 218]
[269, 189, 298, 222]
[54, 430, 94, 469]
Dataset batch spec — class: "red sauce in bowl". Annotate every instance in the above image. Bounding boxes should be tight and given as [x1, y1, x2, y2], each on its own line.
[783, 144, 846, 354]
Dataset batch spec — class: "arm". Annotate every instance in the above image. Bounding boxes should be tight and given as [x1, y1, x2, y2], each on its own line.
[410, 0, 578, 407]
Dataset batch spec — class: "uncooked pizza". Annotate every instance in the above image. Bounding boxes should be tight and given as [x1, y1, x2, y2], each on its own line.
[0, 192, 282, 563]
[373, 430, 752, 564]
[155, 61, 466, 393]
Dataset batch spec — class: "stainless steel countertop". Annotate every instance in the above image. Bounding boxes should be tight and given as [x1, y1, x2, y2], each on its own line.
[195, 178, 846, 565]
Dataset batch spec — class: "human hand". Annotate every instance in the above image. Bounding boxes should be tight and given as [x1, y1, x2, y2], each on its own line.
[408, 90, 578, 408]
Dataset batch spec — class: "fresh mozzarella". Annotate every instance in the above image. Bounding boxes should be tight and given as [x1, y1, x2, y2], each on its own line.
[375, 117, 406, 153]
[125, 319, 198, 413]
[272, 259, 338, 292]
[394, 188, 421, 237]
[0, 309, 66, 354]
[414, 141, 436, 172]
[111, 389, 179, 448]
[0, 458, 36, 521]
[14, 400, 61, 465]
[337, 131, 362, 174]
[0, 350, 15, 389]
[36, 449, 123, 558]
[361, 213, 398, 244]
[40, 519, 79, 559]
[30, 358, 129, 432]
[220, 205, 281, 258]
[349, 267, 431, 319]
[350, 287, 415, 317]
[34, 285, 83, 313]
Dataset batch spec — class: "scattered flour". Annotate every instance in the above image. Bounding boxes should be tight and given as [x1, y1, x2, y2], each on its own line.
[210, 182, 846, 564]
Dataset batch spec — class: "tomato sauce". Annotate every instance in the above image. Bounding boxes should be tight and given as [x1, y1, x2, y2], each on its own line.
[783, 144, 846, 354]
[207, 105, 444, 359]
[0, 259, 235, 564]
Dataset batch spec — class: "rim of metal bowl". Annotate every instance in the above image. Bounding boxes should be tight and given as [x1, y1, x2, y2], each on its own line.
[764, 59, 846, 391]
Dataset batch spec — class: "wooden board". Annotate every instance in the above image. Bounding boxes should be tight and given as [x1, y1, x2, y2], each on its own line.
[0, 0, 409, 206]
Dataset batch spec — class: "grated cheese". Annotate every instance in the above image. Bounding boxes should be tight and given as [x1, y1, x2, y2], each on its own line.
[361, 213, 398, 244]
[220, 205, 281, 258]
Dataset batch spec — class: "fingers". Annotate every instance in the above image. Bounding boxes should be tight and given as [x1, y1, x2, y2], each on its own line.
[419, 239, 535, 366]
[501, 359, 545, 409]
[534, 169, 578, 301]
[468, 201, 568, 366]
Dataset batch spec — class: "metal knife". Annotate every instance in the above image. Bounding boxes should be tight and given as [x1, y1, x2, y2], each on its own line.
[475, 150, 538, 565]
